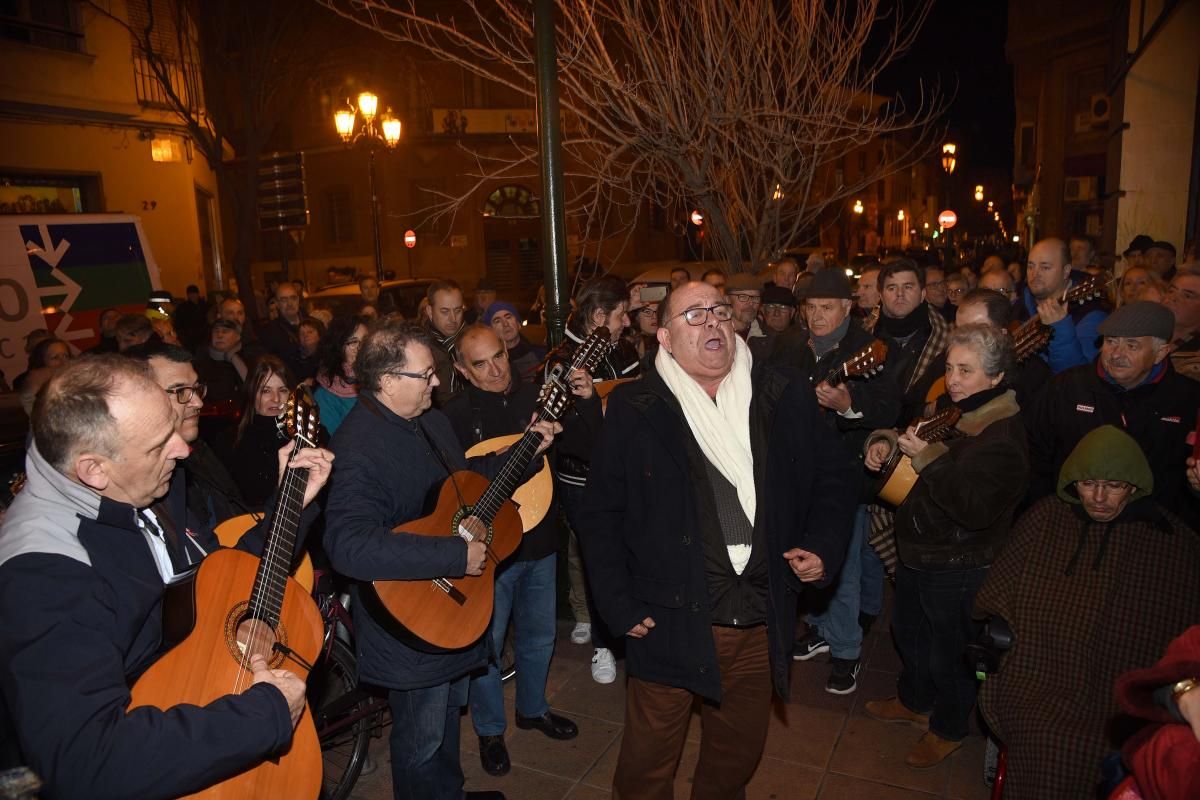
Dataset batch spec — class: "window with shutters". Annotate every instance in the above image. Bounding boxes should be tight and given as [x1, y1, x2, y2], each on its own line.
[0, 0, 82, 52]
[127, 0, 203, 111]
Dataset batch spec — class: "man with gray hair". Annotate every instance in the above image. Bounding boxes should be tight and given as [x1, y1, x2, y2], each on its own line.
[0, 355, 333, 798]
[1025, 301, 1200, 527]
[578, 281, 858, 797]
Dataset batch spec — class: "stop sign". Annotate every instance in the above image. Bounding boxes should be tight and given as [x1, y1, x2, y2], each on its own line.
[404, 229, 417, 248]
[938, 210, 958, 229]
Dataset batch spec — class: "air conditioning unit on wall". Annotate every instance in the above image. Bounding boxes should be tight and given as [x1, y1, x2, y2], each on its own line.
[1074, 94, 1111, 133]
[1064, 176, 1098, 202]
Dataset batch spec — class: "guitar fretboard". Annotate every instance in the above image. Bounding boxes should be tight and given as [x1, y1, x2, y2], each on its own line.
[247, 438, 310, 627]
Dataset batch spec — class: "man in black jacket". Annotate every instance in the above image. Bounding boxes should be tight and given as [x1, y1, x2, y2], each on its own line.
[443, 326, 581, 778]
[324, 321, 558, 800]
[1025, 301, 1200, 528]
[791, 270, 902, 695]
[579, 282, 858, 799]
[0, 355, 332, 798]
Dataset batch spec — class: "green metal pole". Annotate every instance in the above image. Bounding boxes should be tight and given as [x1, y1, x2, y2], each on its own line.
[533, 0, 568, 347]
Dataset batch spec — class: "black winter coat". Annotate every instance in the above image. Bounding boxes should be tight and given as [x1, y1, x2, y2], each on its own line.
[578, 365, 859, 701]
[879, 390, 1029, 570]
[324, 394, 505, 690]
[1025, 361, 1200, 528]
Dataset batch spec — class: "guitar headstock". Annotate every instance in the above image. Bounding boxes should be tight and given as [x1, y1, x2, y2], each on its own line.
[277, 384, 321, 447]
[571, 327, 615, 375]
[535, 379, 573, 423]
[1063, 274, 1111, 305]
[913, 406, 962, 441]
[843, 340, 888, 379]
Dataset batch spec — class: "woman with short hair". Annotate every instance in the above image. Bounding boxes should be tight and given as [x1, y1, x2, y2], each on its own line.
[861, 323, 1030, 768]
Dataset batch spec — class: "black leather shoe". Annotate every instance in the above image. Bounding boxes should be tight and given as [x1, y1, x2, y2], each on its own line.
[478, 734, 511, 776]
[515, 711, 579, 740]
[466, 792, 506, 799]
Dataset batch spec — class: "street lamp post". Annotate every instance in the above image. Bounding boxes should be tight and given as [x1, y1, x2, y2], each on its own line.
[334, 91, 402, 283]
[941, 142, 957, 270]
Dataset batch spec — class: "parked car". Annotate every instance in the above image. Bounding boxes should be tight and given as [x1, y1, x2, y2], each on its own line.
[307, 278, 433, 319]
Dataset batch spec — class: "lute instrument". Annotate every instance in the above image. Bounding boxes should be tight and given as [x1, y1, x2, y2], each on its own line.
[813, 339, 888, 387]
[876, 405, 963, 507]
[373, 328, 614, 650]
[129, 387, 324, 799]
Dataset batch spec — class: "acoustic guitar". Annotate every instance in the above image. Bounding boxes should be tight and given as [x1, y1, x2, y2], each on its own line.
[373, 328, 614, 650]
[465, 434, 553, 532]
[129, 388, 324, 799]
[876, 406, 963, 507]
[215, 515, 314, 592]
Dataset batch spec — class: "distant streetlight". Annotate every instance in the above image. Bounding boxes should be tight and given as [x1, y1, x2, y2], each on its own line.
[690, 209, 704, 226]
[897, 209, 905, 221]
[334, 91, 402, 282]
[923, 222, 930, 229]
[772, 183, 784, 201]
[974, 185, 984, 202]
[853, 199, 864, 214]
[941, 143, 957, 175]
[1012, 234, 1020, 243]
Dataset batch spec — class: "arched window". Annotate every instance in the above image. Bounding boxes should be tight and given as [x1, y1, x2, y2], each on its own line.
[482, 185, 540, 218]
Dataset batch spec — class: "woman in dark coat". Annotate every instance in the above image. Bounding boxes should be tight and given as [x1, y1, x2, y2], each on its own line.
[975, 425, 1200, 799]
[230, 355, 293, 509]
[862, 323, 1030, 768]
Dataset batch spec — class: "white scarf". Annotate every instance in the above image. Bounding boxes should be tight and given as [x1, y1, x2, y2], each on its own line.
[655, 334, 756, 573]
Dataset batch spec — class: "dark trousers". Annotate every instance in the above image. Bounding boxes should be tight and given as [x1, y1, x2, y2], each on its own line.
[387, 675, 468, 800]
[892, 563, 987, 742]
[559, 481, 611, 649]
[614, 625, 771, 800]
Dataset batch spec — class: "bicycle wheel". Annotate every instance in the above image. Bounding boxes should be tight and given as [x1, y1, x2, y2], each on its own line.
[310, 638, 376, 800]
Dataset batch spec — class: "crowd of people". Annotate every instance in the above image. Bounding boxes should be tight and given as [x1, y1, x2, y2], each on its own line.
[0, 232, 1198, 800]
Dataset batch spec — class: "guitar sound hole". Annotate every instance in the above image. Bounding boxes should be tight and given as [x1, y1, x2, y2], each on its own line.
[235, 616, 279, 664]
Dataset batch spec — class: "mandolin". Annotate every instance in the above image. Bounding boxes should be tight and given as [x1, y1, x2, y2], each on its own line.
[814, 339, 888, 387]
[876, 406, 963, 507]
[129, 387, 324, 799]
[1009, 273, 1110, 363]
[373, 328, 613, 650]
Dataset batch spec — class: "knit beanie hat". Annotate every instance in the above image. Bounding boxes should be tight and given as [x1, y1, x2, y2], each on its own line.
[483, 301, 522, 325]
[1056, 425, 1154, 504]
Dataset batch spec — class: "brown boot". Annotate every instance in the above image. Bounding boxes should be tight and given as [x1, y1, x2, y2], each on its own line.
[863, 697, 930, 728]
[904, 731, 962, 768]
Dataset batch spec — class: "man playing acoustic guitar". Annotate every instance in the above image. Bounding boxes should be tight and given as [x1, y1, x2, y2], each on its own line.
[0, 354, 333, 798]
[324, 320, 560, 800]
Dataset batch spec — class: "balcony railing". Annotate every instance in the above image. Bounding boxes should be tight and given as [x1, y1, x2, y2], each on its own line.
[133, 53, 201, 111]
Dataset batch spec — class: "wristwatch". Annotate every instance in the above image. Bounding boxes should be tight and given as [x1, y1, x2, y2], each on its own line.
[1171, 677, 1199, 701]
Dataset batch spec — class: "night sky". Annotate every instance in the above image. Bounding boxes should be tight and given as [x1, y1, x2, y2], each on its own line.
[879, 0, 1015, 174]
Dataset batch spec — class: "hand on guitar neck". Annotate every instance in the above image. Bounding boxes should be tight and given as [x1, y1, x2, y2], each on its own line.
[273, 442, 335, 508]
[249, 653, 306, 728]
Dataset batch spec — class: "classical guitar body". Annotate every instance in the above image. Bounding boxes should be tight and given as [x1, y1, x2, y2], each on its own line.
[465, 435, 552, 532]
[373, 470, 524, 650]
[215, 513, 315, 591]
[877, 454, 919, 507]
[128, 548, 324, 800]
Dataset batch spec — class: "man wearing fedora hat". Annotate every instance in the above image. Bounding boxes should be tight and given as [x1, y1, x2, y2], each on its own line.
[791, 269, 904, 694]
[1025, 301, 1200, 528]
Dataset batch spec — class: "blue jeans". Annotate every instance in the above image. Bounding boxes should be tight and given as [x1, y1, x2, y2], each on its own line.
[558, 481, 611, 649]
[469, 553, 558, 735]
[806, 505, 883, 659]
[892, 562, 987, 742]
[387, 675, 469, 800]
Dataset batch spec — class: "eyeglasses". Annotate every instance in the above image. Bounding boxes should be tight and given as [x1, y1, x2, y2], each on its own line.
[1076, 479, 1133, 493]
[672, 303, 735, 326]
[761, 304, 793, 314]
[389, 367, 436, 384]
[165, 383, 207, 404]
[633, 306, 657, 317]
[729, 293, 761, 304]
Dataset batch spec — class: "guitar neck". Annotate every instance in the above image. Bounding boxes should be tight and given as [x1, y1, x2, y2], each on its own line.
[471, 409, 552, 525]
[248, 442, 309, 626]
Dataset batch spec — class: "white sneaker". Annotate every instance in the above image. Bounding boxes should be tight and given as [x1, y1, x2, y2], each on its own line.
[570, 622, 591, 645]
[591, 648, 616, 684]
